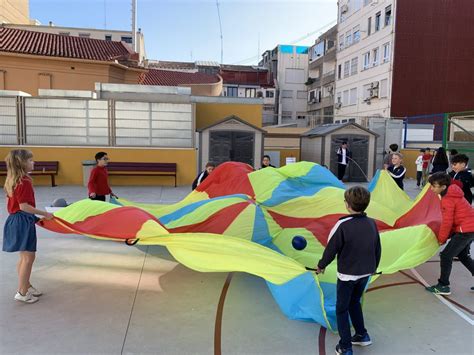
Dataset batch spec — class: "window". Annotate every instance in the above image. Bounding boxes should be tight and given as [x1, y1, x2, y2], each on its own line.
[372, 48, 379, 66]
[282, 90, 293, 98]
[349, 88, 357, 105]
[353, 25, 360, 43]
[380, 79, 388, 98]
[383, 42, 391, 62]
[226, 87, 238, 97]
[285, 68, 305, 83]
[343, 90, 349, 106]
[245, 88, 256, 98]
[338, 64, 342, 79]
[375, 12, 381, 31]
[59, 32, 70, 36]
[348, 118, 356, 123]
[350, 57, 358, 75]
[336, 92, 342, 104]
[121, 36, 133, 44]
[309, 90, 316, 102]
[339, 34, 344, 50]
[282, 111, 292, 120]
[344, 61, 350, 77]
[79, 33, 90, 38]
[297, 90, 307, 99]
[313, 41, 325, 59]
[316, 89, 322, 102]
[266, 90, 274, 98]
[385, 5, 392, 26]
[105, 35, 112, 41]
[297, 113, 306, 120]
[345, 31, 352, 46]
[363, 52, 370, 70]
[367, 17, 372, 36]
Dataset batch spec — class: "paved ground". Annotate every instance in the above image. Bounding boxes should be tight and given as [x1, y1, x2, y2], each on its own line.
[1, 178, 472, 354]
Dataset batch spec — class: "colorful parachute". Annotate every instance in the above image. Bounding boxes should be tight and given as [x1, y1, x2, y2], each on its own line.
[40, 162, 442, 331]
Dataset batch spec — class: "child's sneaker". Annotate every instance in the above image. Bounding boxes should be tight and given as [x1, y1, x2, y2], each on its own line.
[14, 291, 39, 304]
[335, 344, 353, 355]
[28, 285, 42, 297]
[425, 284, 451, 295]
[470, 286, 474, 292]
[351, 333, 372, 346]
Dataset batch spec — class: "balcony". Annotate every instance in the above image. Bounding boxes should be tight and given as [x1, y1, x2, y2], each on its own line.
[322, 70, 335, 86]
[306, 77, 321, 91]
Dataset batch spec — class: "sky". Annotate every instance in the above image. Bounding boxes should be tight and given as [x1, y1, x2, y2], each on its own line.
[30, 0, 338, 65]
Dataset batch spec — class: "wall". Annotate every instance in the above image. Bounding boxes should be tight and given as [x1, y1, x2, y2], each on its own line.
[183, 77, 223, 96]
[0, 53, 144, 95]
[0, 146, 196, 186]
[195, 102, 262, 129]
[300, 136, 323, 163]
[391, 0, 474, 117]
[0, 0, 29, 24]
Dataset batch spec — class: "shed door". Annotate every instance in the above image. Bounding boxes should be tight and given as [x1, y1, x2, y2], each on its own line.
[209, 131, 254, 166]
[330, 135, 369, 182]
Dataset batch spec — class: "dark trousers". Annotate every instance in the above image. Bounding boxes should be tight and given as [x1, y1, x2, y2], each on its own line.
[337, 163, 347, 180]
[416, 171, 422, 186]
[336, 276, 369, 350]
[439, 233, 474, 286]
[90, 195, 106, 202]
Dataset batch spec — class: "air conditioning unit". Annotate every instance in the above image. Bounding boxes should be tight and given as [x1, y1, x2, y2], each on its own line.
[335, 102, 342, 109]
[327, 86, 334, 94]
[341, 4, 349, 13]
[370, 81, 379, 89]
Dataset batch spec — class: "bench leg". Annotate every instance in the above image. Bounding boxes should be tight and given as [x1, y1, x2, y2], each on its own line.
[51, 175, 57, 187]
[174, 174, 177, 188]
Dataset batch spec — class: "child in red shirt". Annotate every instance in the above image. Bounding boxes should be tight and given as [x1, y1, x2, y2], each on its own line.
[421, 148, 432, 186]
[88, 152, 117, 202]
[3, 149, 53, 304]
[426, 172, 474, 295]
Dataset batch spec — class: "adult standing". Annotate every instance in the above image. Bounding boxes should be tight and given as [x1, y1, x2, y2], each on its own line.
[336, 141, 351, 181]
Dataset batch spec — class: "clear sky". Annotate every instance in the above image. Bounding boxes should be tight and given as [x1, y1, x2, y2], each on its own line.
[30, 0, 338, 64]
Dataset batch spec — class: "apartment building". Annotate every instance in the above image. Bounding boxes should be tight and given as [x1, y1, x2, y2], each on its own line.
[260, 45, 309, 127]
[334, 0, 394, 125]
[307, 25, 337, 127]
[334, 0, 474, 125]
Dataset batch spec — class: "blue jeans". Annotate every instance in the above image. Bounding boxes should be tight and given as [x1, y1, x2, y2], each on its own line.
[336, 276, 369, 350]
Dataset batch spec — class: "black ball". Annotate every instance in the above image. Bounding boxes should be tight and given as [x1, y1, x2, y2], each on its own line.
[292, 236, 307, 250]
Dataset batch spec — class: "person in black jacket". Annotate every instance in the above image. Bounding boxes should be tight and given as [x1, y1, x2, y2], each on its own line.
[261, 155, 275, 169]
[449, 154, 473, 204]
[336, 141, 352, 181]
[386, 153, 406, 190]
[316, 186, 381, 355]
[192, 162, 215, 190]
[431, 147, 449, 173]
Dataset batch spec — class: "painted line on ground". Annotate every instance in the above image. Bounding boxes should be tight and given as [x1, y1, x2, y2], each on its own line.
[409, 268, 474, 325]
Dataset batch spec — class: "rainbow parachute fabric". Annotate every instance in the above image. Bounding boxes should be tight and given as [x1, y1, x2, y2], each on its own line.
[40, 162, 442, 330]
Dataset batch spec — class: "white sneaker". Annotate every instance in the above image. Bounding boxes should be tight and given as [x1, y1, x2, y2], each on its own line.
[14, 291, 39, 304]
[28, 285, 42, 297]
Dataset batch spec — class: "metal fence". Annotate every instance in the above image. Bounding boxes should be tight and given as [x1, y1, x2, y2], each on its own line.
[0, 96, 194, 148]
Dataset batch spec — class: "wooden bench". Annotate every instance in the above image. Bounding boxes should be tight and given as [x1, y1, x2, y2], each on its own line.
[0, 161, 59, 187]
[106, 162, 177, 187]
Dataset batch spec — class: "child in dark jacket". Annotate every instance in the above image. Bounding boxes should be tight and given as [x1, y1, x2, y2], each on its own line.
[426, 172, 474, 295]
[316, 186, 381, 355]
[192, 162, 215, 190]
[387, 153, 406, 190]
[449, 154, 473, 204]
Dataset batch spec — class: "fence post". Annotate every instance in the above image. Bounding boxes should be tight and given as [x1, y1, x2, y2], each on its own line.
[403, 116, 408, 148]
[442, 113, 449, 149]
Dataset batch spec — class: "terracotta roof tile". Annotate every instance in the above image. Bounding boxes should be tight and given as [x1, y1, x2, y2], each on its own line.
[139, 68, 221, 86]
[0, 27, 135, 62]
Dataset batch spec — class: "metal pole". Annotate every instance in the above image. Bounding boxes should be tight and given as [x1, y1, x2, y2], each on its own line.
[132, 0, 137, 52]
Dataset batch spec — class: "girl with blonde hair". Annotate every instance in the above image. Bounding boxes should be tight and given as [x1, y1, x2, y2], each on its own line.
[3, 149, 53, 304]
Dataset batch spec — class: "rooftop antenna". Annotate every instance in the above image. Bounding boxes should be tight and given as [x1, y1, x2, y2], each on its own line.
[131, 0, 137, 52]
[216, 0, 223, 63]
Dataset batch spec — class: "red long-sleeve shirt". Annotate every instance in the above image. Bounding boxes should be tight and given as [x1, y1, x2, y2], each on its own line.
[88, 166, 112, 196]
[7, 177, 36, 214]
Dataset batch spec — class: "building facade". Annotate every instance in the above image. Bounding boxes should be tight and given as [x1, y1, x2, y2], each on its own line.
[0, 0, 29, 25]
[260, 45, 309, 127]
[334, 0, 395, 125]
[307, 25, 337, 127]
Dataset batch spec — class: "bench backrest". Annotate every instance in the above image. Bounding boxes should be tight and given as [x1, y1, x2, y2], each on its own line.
[0, 161, 58, 172]
[107, 162, 177, 173]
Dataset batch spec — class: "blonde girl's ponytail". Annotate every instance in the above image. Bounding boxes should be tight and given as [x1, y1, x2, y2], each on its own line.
[4, 149, 33, 197]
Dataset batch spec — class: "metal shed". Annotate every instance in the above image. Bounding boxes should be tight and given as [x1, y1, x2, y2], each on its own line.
[300, 123, 379, 181]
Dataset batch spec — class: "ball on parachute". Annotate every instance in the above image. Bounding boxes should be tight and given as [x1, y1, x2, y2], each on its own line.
[291, 235, 307, 250]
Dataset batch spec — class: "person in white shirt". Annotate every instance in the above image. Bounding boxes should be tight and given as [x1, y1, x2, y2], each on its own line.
[336, 141, 351, 181]
[415, 149, 425, 188]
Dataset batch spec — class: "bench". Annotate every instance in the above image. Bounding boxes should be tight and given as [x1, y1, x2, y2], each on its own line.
[106, 162, 177, 187]
[0, 161, 59, 187]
